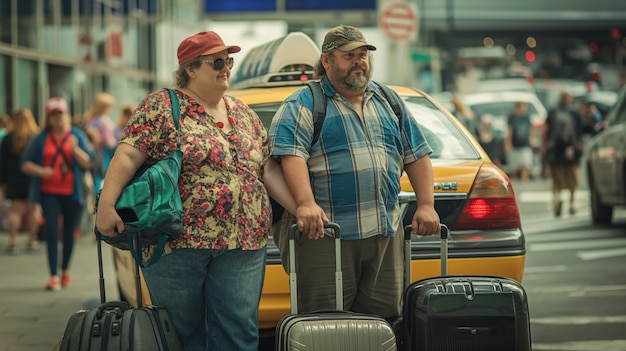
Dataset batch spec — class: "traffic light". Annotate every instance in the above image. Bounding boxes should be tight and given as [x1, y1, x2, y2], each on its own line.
[610, 28, 622, 40]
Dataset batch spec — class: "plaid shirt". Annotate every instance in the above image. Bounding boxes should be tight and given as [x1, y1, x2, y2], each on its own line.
[269, 76, 432, 240]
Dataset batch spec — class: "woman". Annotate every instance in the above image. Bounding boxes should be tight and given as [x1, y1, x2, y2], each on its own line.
[82, 92, 117, 190]
[0, 108, 41, 253]
[20, 98, 94, 291]
[95, 31, 294, 351]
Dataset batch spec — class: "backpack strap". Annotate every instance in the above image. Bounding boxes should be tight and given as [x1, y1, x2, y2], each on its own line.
[374, 82, 404, 126]
[306, 81, 327, 147]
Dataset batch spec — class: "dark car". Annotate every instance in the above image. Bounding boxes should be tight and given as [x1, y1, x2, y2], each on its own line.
[585, 88, 626, 224]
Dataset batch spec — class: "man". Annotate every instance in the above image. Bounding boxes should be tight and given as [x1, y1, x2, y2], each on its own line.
[541, 92, 583, 216]
[268, 25, 440, 319]
[505, 101, 535, 183]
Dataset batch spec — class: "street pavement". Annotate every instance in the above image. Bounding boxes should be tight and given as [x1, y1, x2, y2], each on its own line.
[0, 175, 591, 351]
[0, 226, 118, 351]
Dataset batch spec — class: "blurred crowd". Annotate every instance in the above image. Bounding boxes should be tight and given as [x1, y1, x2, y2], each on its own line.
[0, 94, 134, 290]
[450, 88, 610, 217]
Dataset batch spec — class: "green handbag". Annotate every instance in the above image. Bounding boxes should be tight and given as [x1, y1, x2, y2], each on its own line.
[96, 88, 183, 267]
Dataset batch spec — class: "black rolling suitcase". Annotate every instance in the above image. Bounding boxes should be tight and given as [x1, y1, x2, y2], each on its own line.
[276, 223, 397, 351]
[401, 224, 532, 351]
[58, 234, 182, 351]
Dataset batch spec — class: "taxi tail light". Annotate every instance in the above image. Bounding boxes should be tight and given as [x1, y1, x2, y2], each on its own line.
[454, 167, 521, 230]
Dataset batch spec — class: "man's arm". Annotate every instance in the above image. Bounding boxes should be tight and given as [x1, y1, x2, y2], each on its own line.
[280, 155, 328, 239]
[404, 155, 440, 236]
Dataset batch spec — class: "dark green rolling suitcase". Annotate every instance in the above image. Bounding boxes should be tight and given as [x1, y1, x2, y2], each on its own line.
[58, 234, 182, 351]
[401, 225, 532, 351]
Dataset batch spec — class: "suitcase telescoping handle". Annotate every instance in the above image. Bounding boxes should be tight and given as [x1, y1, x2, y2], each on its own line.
[96, 233, 144, 306]
[403, 224, 449, 287]
[288, 222, 342, 314]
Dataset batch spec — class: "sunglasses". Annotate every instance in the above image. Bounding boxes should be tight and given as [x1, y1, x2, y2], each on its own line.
[202, 57, 234, 71]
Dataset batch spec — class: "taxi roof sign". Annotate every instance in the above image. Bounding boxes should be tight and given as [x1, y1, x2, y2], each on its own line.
[230, 32, 320, 90]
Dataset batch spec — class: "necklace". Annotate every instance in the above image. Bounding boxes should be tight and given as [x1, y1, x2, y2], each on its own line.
[186, 88, 227, 129]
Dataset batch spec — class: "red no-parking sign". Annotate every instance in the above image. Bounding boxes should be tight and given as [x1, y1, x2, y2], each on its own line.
[379, 1, 418, 42]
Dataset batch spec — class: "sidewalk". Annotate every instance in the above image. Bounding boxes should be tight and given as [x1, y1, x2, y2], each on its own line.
[0, 231, 118, 351]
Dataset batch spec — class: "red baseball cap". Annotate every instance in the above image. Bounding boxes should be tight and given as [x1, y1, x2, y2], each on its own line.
[45, 97, 68, 116]
[177, 31, 241, 66]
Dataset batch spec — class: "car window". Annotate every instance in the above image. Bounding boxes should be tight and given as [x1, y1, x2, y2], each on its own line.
[403, 96, 480, 160]
[249, 96, 480, 160]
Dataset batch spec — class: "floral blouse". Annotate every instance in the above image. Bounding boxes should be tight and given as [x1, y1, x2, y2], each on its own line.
[120, 89, 271, 257]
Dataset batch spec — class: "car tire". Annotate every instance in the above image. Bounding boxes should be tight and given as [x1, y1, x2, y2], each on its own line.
[590, 179, 613, 225]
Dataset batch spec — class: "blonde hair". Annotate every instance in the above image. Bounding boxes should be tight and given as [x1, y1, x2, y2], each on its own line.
[0, 113, 12, 132]
[10, 108, 40, 155]
[88, 93, 116, 118]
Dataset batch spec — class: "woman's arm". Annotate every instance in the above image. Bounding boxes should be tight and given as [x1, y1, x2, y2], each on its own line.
[95, 143, 148, 236]
[263, 157, 297, 216]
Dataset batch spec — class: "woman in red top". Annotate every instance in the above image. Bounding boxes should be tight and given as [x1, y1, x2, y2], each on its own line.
[20, 97, 94, 291]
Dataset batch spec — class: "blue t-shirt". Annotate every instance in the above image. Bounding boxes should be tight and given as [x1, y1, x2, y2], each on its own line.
[508, 114, 531, 148]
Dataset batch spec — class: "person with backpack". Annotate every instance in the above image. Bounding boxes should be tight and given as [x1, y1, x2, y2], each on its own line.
[268, 24, 440, 320]
[505, 101, 536, 182]
[541, 92, 584, 216]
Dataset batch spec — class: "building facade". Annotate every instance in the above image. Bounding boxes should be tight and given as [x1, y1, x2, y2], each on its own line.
[1, 0, 625, 122]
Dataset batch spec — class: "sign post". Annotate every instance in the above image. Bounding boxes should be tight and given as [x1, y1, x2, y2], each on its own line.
[378, 1, 419, 86]
[378, 1, 418, 42]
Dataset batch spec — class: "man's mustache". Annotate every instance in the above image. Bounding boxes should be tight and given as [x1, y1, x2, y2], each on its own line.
[350, 65, 367, 72]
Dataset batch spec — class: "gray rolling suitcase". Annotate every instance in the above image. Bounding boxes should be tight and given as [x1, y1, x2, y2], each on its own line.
[401, 224, 532, 351]
[275, 223, 397, 351]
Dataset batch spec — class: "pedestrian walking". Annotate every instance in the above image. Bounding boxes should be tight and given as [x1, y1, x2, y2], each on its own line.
[81, 92, 117, 191]
[505, 101, 536, 182]
[0, 108, 42, 254]
[20, 97, 94, 291]
[541, 92, 583, 216]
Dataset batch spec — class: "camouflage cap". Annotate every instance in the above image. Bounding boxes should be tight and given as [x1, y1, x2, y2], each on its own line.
[322, 25, 377, 53]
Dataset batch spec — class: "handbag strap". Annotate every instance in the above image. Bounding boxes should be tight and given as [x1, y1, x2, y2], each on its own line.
[127, 88, 182, 271]
[166, 88, 181, 148]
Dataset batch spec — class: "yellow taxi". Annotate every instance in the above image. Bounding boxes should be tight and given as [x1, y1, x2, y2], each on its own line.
[228, 32, 527, 333]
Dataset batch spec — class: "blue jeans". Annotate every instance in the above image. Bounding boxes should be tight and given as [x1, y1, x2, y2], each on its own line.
[142, 247, 267, 351]
[40, 192, 84, 276]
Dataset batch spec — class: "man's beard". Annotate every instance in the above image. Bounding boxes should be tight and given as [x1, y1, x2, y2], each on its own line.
[334, 65, 370, 91]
